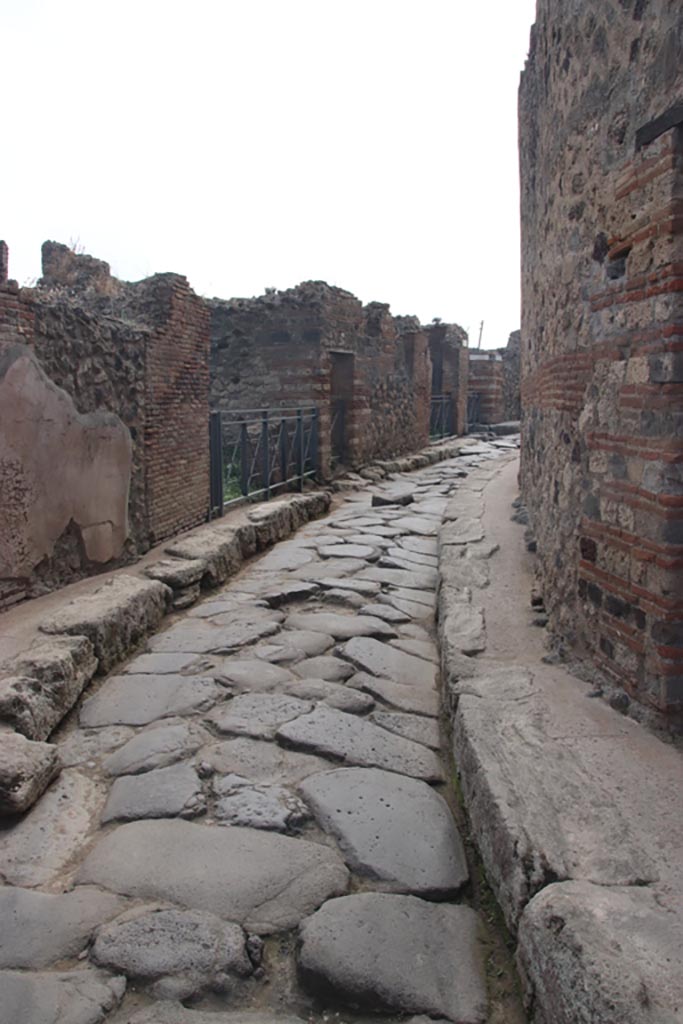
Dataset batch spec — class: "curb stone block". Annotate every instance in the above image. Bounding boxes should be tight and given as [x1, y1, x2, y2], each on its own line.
[0, 635, 97, 740]
[40, 575, 172, 674]
[0, 731, 61, 815]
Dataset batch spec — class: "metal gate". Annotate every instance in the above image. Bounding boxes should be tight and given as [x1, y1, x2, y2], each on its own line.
[209, 407, 319, 517]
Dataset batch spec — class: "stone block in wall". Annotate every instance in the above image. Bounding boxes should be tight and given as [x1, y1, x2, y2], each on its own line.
[40, 575, 172, 674]
[0, 636, 97, 741]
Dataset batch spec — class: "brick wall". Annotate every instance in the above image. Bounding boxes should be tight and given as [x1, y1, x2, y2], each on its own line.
[0, 243, 210, 606]
[519, 0, 683, 715]
[468, 352, 505, 424]
[427, 322, 469, 435]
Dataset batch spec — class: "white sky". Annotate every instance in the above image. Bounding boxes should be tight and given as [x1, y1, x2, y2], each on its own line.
[3, 0, 536, 348]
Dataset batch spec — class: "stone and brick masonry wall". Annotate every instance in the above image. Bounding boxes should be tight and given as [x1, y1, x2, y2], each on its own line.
[0, 242, 209, 608]
[500, 330, 521, 421]
[209, 282, 454, 476]
[468, 351, 505, 425]
[519, 0, 683, 714]
[427, 322, 469, 435]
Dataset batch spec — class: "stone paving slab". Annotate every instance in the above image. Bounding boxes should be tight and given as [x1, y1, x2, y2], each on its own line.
[300, 767, 467, 895]
[298, 893, 487, 1022]
[206, 693, 313, 740]
[348, 672, 440, 717]
[277, 705, 443, 781]
[0, 886, 125, 969]
[198, 737, 331, 784]
[284, 612, 397, 640]
[101, 762, 205, 823]
[78, 819, 349, 934]
[80, 675, 222, 728]
[120, 1007, 307, 1024]
[280, 678, 375, 714]
[103, 722, 208, 777]
[370, 710, 441, 749]
[213, 777, 310, 833]
[339, 637, 438, 689]
[91, 906, 251, 1000]
[357, 567, 438, 591]
[0, 968, 126, 1024]
[292, 656, 354, 681]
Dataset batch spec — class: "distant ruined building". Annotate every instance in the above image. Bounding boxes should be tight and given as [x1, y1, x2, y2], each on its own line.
[0, 242, 471, 607]
[519, 0, 683, 715]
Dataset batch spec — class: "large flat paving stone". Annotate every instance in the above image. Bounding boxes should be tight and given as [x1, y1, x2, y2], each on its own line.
[147, 613, 280, 654]
[277, 706, 443, 781]
[293, 558, 366, 580]
[292, 656, 354, 681]
[0, 968, 125, 1024]
[80, 675, 222, 728]
[318, 544, 378, 560]
[359, 603, 410, 624]
[390, 637, 439, 663]
[392, 515, 441, 536]
[298, 893, 486, 1022]
[370, 710, 441, 749]
[78, 819, 349, 934]
[398, 536, 438, 556]
[199, 737, 330, 784]
[103, 722, 208, 776]
[0, 886, 124, 968]
[92, 906, 251, 1000]
[340, 637, 438, 689]
[348, 673, 440, 717]
[357, 567, 438, 591]
[212, 659, 296, 690]
[251, 630, 334, 662]
[206, 693, 313, 740]
[101, 762, 205, 823]
[284, 612, 397, 640]
[316, 578, 381, 596]
[299, 768, 467, 895]
[280, 678, 375, 714]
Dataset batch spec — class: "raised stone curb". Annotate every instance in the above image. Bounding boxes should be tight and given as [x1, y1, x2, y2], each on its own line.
[0, 731, 61, 815]
[438, 456, 683, 1024]
[40, 575, 172, 674]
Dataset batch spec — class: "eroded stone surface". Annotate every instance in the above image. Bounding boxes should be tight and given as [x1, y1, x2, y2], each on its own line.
[0, 732, 61, 815]
[299, 768, 467, 895]
[101, 762, 205, 823]
[103, 722, 208, 776]
[91, 907, 251, 999]
[123, 1007, 306, 1024]
[517, 882, 683, 1024]
[293, 656, 354, 682]
[80, 675, 222, 728]
[0, 968, 126, 1024]
[284, 612, 397, 641]
[0, 886, 124, 968]
[370, 711, 441, 750]
[78, 819, 349, 934]
[298, 894, 486, 1022]
[340, 637, 437, 689]
[0, 770, 105, 887]
[277, 706, 443, 781]
[199, 737, 330, 785]
[213, 777, 310, 833]
[348, 673, 440, 717]
[280, 679, 375, 715]
[206, 694, 312, 740]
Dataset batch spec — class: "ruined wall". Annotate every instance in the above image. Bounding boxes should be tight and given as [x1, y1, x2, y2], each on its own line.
[468, 352, 505, 424]
[210, 282, 433, 475]
[500, 330, 521, 421]
[0, 243, 210, 607]
[427, 322, 469, 435]
[519, 0, 683, 713]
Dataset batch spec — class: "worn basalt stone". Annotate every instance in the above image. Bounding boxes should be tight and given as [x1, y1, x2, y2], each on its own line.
[0, 969, 125, 1024]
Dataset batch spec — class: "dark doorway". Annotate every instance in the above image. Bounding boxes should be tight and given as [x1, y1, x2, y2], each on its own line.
[330, 351, 354, 465]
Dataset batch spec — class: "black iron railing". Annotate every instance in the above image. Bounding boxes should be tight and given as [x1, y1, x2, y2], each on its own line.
[209, 407, 319, 516]
[430, 395, 455, 439]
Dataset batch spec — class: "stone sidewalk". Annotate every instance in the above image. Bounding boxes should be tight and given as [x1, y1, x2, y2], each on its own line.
[0, 440, 520, 1024]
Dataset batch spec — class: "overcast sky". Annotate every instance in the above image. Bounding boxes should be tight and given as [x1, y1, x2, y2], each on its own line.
[3, 0, 536, 348]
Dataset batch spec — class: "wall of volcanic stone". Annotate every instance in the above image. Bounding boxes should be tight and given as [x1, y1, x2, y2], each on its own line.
[519, 0, 683, 713]
[210, 282, 434, 476]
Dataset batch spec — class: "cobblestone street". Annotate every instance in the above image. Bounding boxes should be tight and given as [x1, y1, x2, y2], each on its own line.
[0, 441, 520, 1024]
